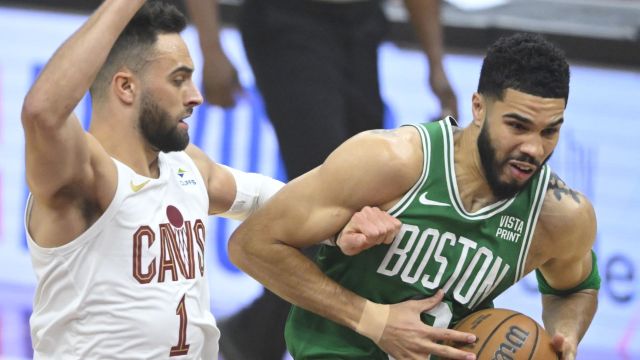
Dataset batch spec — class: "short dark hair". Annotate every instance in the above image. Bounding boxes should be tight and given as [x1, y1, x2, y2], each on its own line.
[477, 33, 570, 104]
[90, 0, 187, 98]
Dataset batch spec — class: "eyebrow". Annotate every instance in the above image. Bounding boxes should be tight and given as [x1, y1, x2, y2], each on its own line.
[503, 113, 564, 128]
[169, 65, 194, 76]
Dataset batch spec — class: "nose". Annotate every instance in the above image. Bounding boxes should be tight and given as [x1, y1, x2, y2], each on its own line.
[519, 134, 545, 162]
[185, 83, 203, 107]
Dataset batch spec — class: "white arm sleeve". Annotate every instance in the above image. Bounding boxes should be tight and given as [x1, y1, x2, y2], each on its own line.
[219, 165, 284, 221]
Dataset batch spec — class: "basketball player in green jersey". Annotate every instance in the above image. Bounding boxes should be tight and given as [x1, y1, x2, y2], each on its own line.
[229, 33, 599, 360]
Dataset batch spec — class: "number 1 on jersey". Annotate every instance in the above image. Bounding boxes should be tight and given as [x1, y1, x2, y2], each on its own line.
[170, 294, 190, 356]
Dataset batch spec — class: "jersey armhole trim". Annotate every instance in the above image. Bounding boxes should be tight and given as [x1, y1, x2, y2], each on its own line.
[388, 124, 431, 217]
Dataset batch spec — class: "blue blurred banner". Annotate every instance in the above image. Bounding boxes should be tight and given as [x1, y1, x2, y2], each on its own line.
[0, 6, 639, 359]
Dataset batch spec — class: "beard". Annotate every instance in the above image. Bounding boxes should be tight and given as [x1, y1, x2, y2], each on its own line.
[477, 119, 550, 199]
[139, 93, 189, 153]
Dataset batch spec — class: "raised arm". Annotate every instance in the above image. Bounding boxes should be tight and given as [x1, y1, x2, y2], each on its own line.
[184, 0, 241, 107]
[536, 174, 599, 360]
[228, 128, 477, 359]
[403, 0, 458, 119]
[22, 0, 145, 247]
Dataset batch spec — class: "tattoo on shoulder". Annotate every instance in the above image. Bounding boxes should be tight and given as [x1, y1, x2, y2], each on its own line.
[548, 172, 581, 204]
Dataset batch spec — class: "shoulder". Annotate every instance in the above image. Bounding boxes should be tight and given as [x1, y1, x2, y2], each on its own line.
[317, 126, 424, 208]
[542, 172, 596, 226]
[335, 126, 423, 171]
[184, 144, 215, 181]
[538, 172, 597, 258]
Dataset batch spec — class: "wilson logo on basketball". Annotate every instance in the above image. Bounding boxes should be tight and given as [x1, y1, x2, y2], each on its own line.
[492, 326, 529, 360]
[447, 308, 559, 360]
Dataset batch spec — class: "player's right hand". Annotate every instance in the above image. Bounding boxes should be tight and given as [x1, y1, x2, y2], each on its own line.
[377, 290, 477, 360]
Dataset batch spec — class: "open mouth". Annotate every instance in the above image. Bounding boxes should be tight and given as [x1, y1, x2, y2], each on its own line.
[509, 160, 536, 180]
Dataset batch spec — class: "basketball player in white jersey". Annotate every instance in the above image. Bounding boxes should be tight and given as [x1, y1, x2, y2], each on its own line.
[21, 1, 400, 359]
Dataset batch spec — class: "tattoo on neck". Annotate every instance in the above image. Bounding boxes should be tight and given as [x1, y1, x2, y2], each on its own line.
[548, 173, 581, 204]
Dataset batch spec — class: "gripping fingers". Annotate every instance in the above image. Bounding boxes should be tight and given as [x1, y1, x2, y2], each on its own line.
[428, 342, 476, 360]
[432, 328, 476, 344]
[415, 289, 445, 311]
[337, 233, 368, 256]
[382, 215, 401, 244]
[363, 206, 401, 245]
[338, 206, 401, 256]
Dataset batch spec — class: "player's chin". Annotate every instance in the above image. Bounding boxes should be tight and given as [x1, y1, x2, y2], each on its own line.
[170, 132, 190, 152]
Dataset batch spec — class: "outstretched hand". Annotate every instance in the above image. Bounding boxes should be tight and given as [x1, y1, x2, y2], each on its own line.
[551, 332, 577, 360]
[337, 206, 402, 256]
[377, 290, 476, 360]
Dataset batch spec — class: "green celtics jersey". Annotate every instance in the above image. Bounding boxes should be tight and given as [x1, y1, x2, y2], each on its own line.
[285, 119, 551, 359]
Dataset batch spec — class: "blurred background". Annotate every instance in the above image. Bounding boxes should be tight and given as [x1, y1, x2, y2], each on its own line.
[0, 0, 638, 359]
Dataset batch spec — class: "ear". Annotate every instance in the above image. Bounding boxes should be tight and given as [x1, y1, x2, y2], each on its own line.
[112, 70, 137, 105]
[471, 92, 486, 128]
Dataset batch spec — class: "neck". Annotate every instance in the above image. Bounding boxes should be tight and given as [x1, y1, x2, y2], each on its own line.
[453, 125, 500, 212]
[89, 105, 161, 178]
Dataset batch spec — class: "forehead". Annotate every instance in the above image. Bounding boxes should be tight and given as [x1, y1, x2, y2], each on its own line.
[146, 33, 194, 72]
[492, 89, 565, 123]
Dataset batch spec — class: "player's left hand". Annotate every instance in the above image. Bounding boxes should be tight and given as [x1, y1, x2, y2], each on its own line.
[336, 206, 402, 256]
[551, 332, 577, 360]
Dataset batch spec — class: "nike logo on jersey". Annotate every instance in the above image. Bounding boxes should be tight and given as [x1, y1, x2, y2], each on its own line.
[418, 192, 450, 207]
[130, 179, 151, 193]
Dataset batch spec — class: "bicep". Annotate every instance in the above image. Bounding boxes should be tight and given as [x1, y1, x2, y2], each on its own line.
[184, 145, 238, 215]
[538, 195, 597, 290]
[207, 162, 237, 215]
[234, 129, 419, 248]
[250, 168, 356, 249]
[539, 250, 594, 291]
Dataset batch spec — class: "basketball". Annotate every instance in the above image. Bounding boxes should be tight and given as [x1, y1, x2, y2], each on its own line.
[444, 308, 559, 360]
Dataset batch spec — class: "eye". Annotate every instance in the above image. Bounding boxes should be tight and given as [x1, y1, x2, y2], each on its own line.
[173, 76, 186, 86]
[542, 127, 559, 137]
[508, 122, 526, 131]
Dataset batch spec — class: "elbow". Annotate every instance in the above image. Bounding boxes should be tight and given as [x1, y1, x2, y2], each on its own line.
[21, 95, 45, 127]
[228, 225, 251, 270]
[229, 220, 280, 274]
[21, 91, 70, 129]
[21, 93, 55, 129]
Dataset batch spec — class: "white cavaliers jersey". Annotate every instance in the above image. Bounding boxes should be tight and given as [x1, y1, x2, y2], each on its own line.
[26, 151, 219, 360]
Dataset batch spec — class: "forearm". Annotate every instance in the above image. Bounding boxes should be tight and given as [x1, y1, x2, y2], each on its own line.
[184, 0, 224, 52]
[228, 227, 366, 331]
[23, 0, 144, 125]
[542, 290, 598, 343]
[403, 0, 445, 69]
